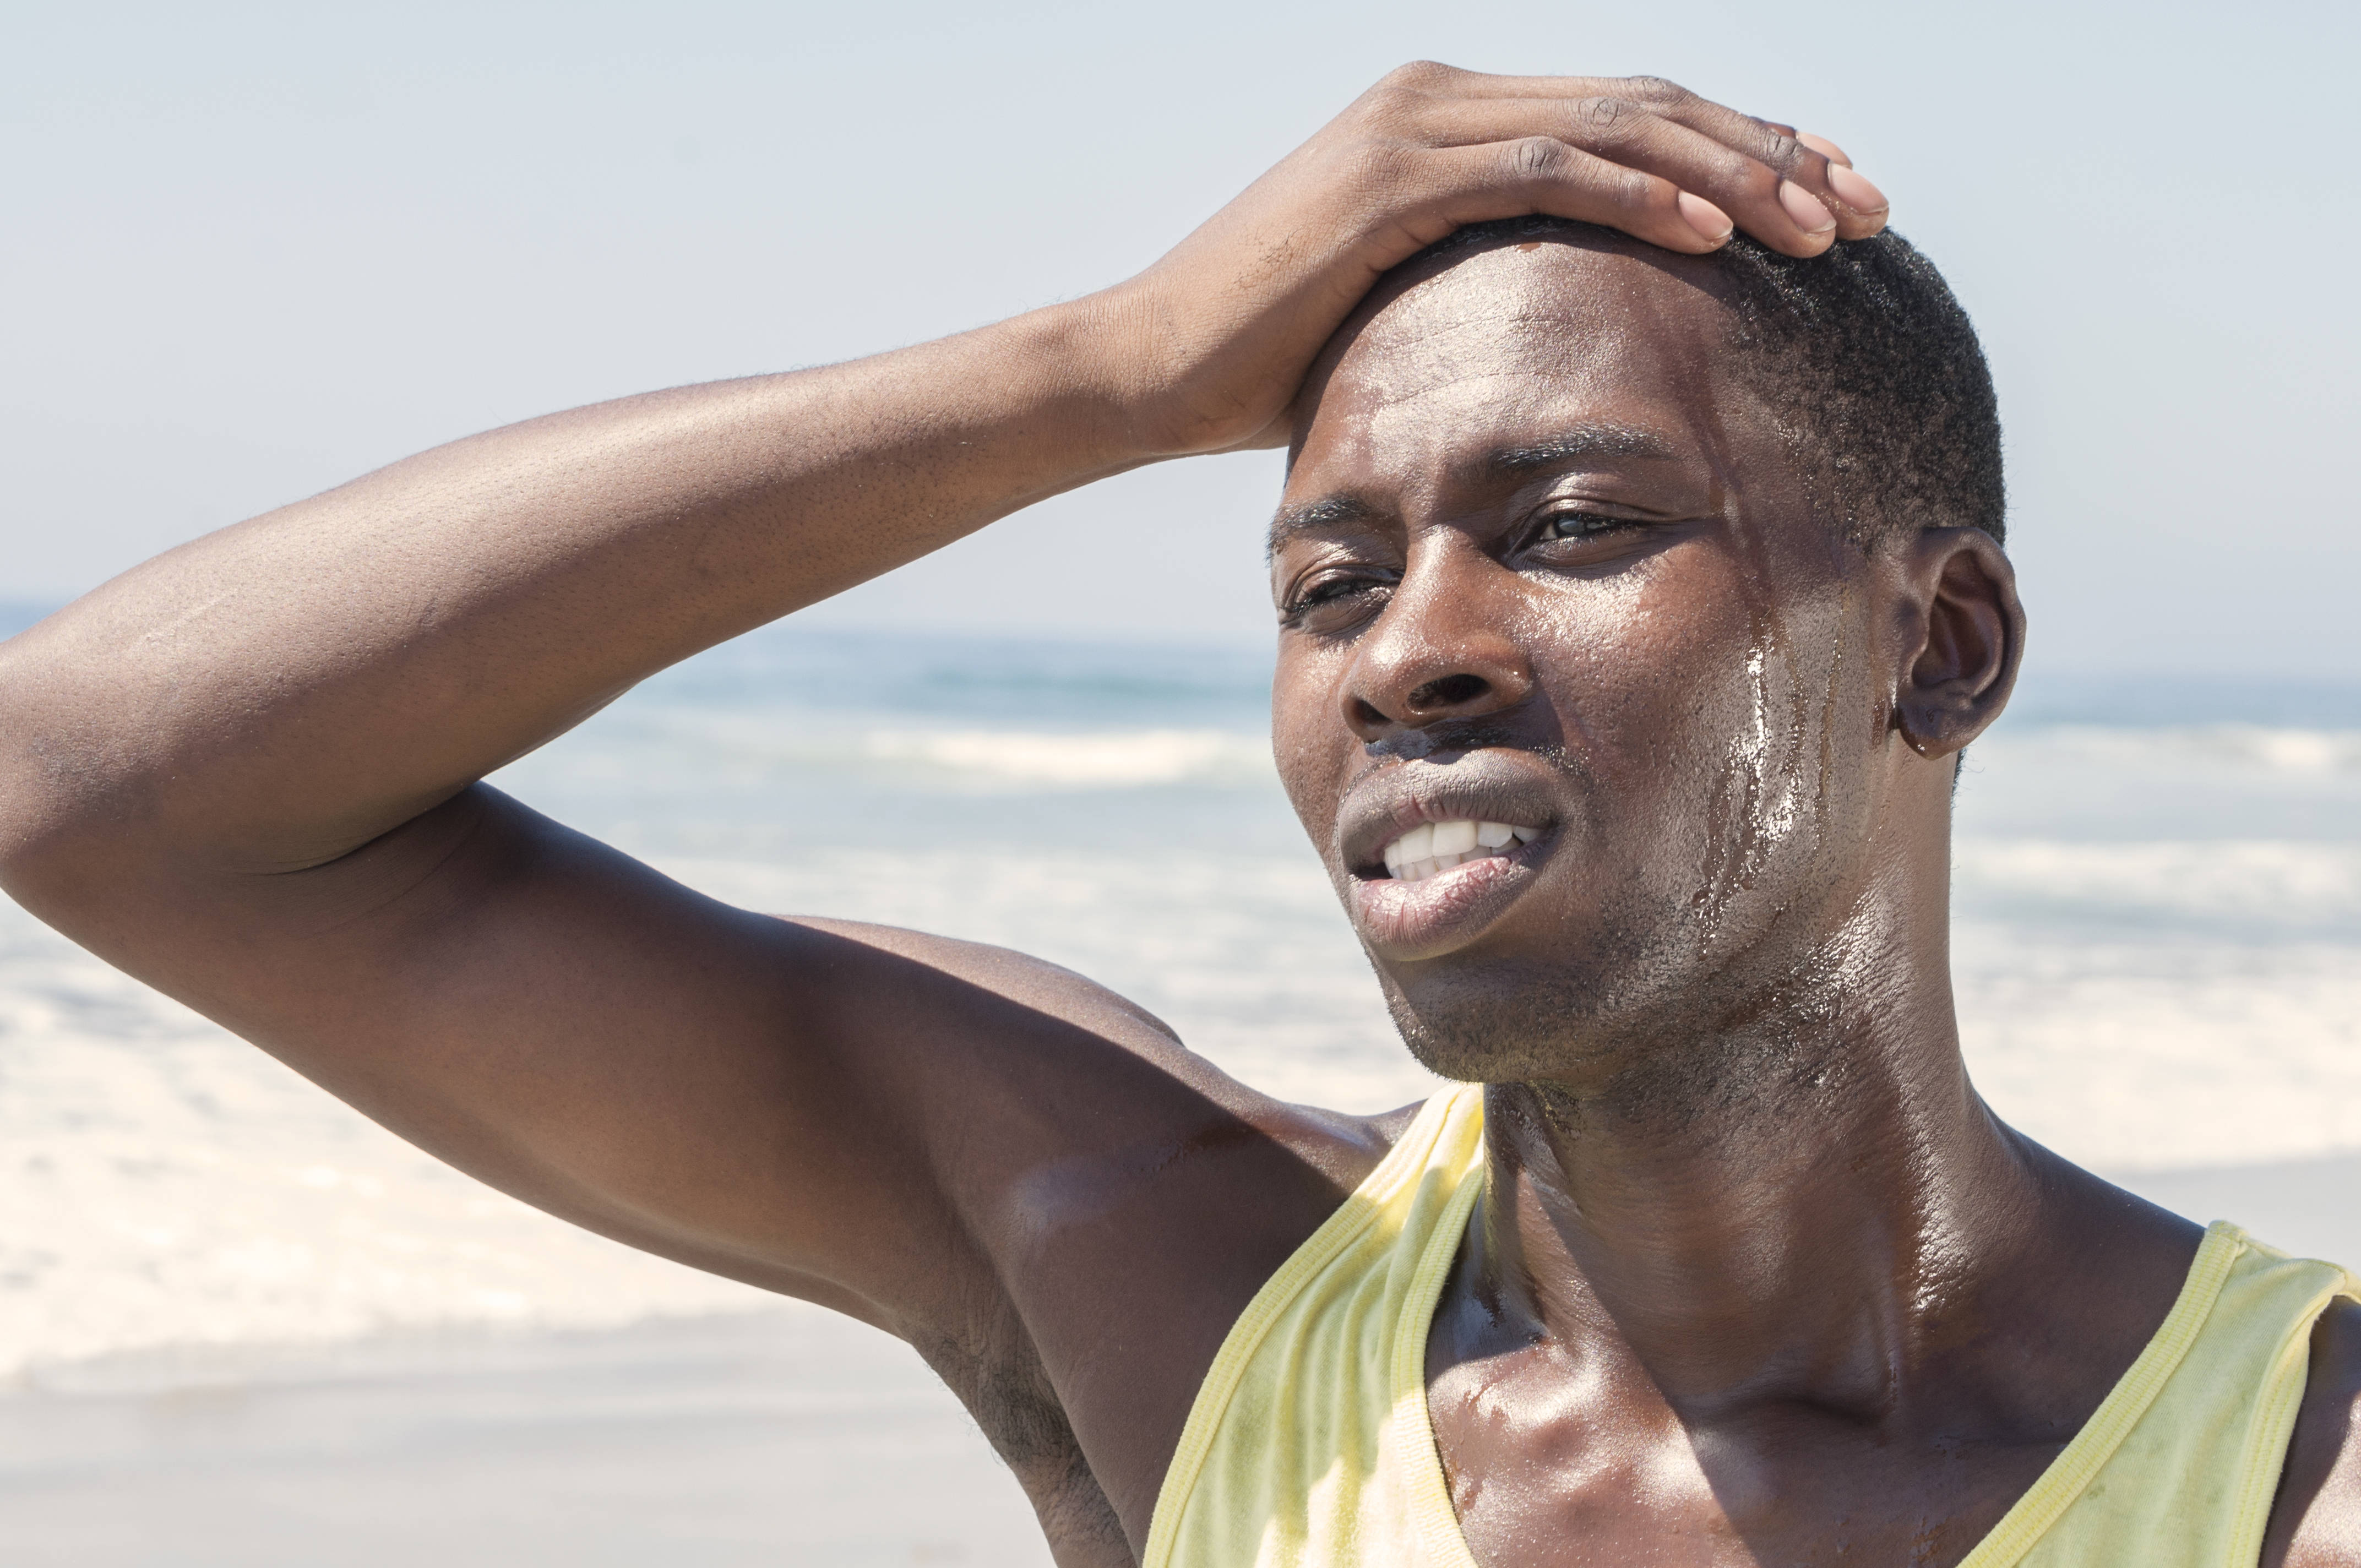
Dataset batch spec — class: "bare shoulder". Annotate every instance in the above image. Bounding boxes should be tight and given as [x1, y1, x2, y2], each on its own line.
[790, 916, 1417, 1541]
[785, 913, 1403, 1197]
[2265, 1296, 2361, 1566]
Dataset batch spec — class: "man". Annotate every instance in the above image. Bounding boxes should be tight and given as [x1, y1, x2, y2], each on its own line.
[2, 64, 2357, 1566]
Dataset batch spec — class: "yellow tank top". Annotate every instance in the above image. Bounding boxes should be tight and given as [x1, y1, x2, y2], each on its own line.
[1143, 1085, 2360, 1567]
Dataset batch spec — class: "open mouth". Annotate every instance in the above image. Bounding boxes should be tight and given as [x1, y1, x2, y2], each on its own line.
[1336, 763, 1564, 957]
[1377, 818, 1543, 882]
[1351, 816, 1552, 957]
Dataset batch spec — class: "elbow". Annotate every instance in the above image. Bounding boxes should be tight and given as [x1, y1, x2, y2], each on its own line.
[0, 747, 91, 916]
[0, 654, 143, 916]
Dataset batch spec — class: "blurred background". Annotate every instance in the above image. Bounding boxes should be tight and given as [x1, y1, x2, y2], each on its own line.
[3, 2, 2356, 1563]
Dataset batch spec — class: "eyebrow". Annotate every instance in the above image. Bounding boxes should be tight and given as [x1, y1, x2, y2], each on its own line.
[1265, 494, 1379, 562]
[1483, 422, 1680, 475]
[1266, 423, 1683, 559]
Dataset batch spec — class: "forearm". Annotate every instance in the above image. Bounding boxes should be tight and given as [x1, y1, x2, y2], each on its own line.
[1, 64, 1878, 907]
[0, 299, 1140, 883]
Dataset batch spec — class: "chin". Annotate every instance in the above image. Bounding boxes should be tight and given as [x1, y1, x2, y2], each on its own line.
[1378, 955, 1641, 1086]
[1375, 916, 1785, 1094]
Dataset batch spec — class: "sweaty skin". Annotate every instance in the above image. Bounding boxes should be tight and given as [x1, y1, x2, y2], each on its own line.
[1269, 229, 2361, 1565]
[2, 62, 2359, 1568]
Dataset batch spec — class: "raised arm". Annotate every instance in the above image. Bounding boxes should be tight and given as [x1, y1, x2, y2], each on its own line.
[2, 70, 1880, 887]
[0, 62, 1883, 1408]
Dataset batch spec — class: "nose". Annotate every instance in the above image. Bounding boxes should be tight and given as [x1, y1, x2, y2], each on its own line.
[1341, 545, 1535, 742]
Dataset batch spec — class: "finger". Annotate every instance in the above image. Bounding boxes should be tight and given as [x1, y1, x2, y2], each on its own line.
[1362, 61, 1668, 103]
[1360, 66, 1889, 243]
[1597, 91, 1890, 239]
[1370, 64, 1826, 197]
[1821, 162, 1887, 236]
[1380, 74, 1887, 245]
[1381, 66, 1796, 161]
[1797, 132, 1850, 167]
[1520, 85, 1890, 241]
[1410, 97, 1842, 257]
[1794, 134, 1889, 236]
[1405, 137, 1737, 257]
[1662, 116, 1886, 242]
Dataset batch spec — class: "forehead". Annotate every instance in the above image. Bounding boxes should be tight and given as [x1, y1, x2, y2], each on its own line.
[1290, 237, 1745, 492]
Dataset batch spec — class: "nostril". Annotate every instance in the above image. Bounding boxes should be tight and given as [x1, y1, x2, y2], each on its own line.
[1406, 672, 1490, 711]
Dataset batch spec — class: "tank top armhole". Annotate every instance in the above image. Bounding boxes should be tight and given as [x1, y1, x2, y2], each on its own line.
[1955, 1221, 2248, 1568]
[2224, 1266, 2361, 1565]
[1140, 1086, 1481, 1568]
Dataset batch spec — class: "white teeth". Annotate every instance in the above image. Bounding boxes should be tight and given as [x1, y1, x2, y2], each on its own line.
[1377, 818, 1545, 882]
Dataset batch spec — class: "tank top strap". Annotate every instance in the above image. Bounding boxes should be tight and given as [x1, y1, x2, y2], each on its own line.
[1143, 1082, 1488, 1568]
[1147, 1102, 2359, 1568]
[1967, 1222, 2361, 1568]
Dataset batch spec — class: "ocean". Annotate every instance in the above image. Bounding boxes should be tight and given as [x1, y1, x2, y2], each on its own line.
[1, 607, 2357, 1559]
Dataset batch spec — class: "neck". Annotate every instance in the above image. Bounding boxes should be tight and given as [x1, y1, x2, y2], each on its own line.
[1470, 903, 2042, 1420]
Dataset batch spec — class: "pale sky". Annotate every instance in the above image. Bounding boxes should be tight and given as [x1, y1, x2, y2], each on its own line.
[7, 1, 2353, 676]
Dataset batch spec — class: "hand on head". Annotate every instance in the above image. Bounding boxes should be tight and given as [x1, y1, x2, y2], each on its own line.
[1099, 63, 1888, 459]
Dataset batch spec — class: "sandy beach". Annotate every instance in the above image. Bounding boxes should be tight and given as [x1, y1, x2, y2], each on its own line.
[0, 1303, 1049, 1566]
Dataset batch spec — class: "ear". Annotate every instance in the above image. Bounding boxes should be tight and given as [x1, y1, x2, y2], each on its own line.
[1887, 527, 2026, 759]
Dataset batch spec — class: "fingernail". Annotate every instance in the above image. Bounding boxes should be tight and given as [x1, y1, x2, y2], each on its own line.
[1826, 162, 1888, 215]
[1677, 191, 1734, 246]
[1796, 132, 1851, 167]
[1778, 179, 1837, 235]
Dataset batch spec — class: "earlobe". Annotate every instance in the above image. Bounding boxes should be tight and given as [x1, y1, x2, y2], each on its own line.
[1890, 528, 2025, 760]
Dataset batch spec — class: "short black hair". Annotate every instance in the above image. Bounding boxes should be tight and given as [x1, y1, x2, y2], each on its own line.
[1406, 219, 2007, 549]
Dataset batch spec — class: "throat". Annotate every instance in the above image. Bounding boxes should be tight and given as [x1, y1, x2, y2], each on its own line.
[1420, 1071, 2205, 1568]
[1458, 1056, 2023, 1415]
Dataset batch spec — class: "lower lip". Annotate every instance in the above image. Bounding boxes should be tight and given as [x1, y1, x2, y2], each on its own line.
[1350, 847, 1541, 957]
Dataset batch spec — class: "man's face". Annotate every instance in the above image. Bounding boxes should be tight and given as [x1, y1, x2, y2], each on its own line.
[1271, 234, 1906, 1085]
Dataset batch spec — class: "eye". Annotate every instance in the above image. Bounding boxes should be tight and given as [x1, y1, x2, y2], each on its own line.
[1539, 508, 1643, 542]
[1280, 568, 1396, 631]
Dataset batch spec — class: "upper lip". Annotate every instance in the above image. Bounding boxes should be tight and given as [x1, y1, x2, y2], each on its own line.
[1334, 752, 1565, 874]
